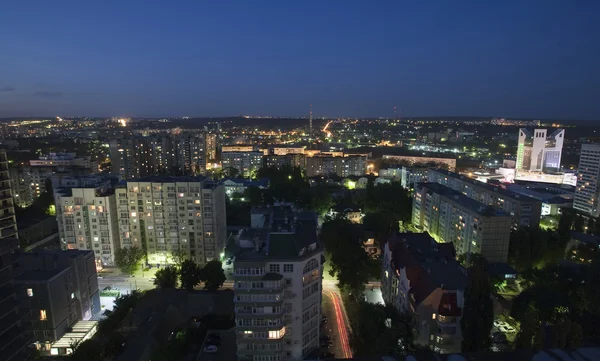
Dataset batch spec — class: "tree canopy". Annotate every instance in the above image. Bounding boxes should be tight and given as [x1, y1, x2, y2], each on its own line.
[179, 259, 202, 291]
[115, 247, 145, 275]
[201, 259, 226, 291]
[154, 265, 179, 288]
[461, 256, 494, 352]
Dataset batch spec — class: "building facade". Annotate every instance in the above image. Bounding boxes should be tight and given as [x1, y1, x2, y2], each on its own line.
[381, 155, 457, 172]
[573, 143, 600, 217]
[222, 151, 264, 178]
[0, 149, 31, 361]
[305, 155, 367, 177]
[412, 183, 512, 262]
[381, 233, 466, 354]
[55, 186, 120, 267]
[115, 177, 226, 266]
[516, 128, 565, 172]
[428, 169, 542, 229]
[14, 250, 99, 349]
[234, 206, 322, 361]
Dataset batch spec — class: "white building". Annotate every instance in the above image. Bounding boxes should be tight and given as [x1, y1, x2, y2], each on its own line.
[55, 187, 120, 267]
[115, 177, 227, 266]
[234, 205, 322, 361]
[516, 128, 564, 172]
[574, 144, 600, 217]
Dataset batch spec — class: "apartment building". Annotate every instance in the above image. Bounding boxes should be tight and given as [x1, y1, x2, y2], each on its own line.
[428, 169, 541, 229]
[382, 155, 457, 172]
[263, 154, 306, 170]
[305, 155, 367, 177]
[14, 250, 100, 349]
[0, 149, 31, 361]
[234, 205, 322, 361]
[573, 144, 600, 217]
[412, 183, 512, 262]
[221, 151, 264, 178]
[115, 177, 226, 266]
[381, 233, 466, 354]
[55, 186, 120, 268]
[30, 153, 94, 169]
[205, 133, 218, 165]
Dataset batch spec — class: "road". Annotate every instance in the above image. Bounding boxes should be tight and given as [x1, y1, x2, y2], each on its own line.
[322, 280, 353, 359]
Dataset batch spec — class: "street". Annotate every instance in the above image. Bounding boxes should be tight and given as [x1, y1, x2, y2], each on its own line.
[322, 280, 353, 359]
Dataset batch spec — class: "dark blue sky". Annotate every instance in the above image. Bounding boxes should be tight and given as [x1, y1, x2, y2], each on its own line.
[1, 0, 599, 119]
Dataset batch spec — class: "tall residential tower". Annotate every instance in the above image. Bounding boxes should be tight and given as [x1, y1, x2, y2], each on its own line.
[573, 144, 600, 217]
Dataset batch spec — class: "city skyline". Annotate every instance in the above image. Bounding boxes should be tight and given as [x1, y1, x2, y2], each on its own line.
[1, 1, 599, 119]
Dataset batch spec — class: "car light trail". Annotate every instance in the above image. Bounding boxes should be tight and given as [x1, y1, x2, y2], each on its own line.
[326, 289, 352, 359]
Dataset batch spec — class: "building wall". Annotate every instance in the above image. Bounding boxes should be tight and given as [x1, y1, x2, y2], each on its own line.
[305, 156, 366, 177]
[574, 144, 600, 217]
[382, 155, 456, 172]
[222, 151, 263, 178]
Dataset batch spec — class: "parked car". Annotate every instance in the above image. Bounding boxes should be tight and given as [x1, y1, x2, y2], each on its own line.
[203, 345, 218, 353]
[499, 325, 516, 333]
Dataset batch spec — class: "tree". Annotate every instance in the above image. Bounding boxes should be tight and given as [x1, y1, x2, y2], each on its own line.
[201, 259, 226, 291]
[115, 247, 145, 275]
[573, 214, 585, 233]
[169, 249, 188, 267]
[154, 265, 178, 288]
[321, 219, 373, 295]
[180, 259, 202, 291]
[70, 339, 105, 361]
[587, 217, 596, 235]
[243, 186, 264, 205]
[558, 208, 575, 241]
[461, 256, 494, 352]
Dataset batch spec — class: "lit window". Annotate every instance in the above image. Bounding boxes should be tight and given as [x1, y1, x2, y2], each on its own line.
[71, 293, 75, 299]
[178, 193, 185, 198]
[40, 310, 47, 321]
[432, 313, 436, 320]
[244, 331, 252, 334]
[131, 212, 137, 217]
[94, 237, 99, 242]
[27, 289, 33, 297]
[194, 200, 201, 204]
[385, 270, 389, 279]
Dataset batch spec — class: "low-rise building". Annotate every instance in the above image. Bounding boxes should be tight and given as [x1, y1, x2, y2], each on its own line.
[14, 250, 100, 351]
[381, 232, 466, 354]
[413, 183, 512, 262]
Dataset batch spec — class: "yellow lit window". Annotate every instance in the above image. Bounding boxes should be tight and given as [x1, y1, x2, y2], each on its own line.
[432, 313, 436, 320]
[40, 310, 47, 321]
[27, 289, 33, 297]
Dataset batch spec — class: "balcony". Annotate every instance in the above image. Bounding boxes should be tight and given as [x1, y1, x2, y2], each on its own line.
[1, 227, 17, 238]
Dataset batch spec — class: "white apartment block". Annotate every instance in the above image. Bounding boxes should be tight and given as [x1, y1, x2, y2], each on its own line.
[115, 177, 226, 266]
[55, 188, 120, 267]
[234, 206, 322, 361]
[222, 151, 264, 178]
[574, 144, 600, 217]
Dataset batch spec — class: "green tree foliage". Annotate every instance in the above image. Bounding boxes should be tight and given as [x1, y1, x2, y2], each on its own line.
[97, 291, 142, 336]
[461, 256, 494, 352]
[243, 185, 264, 205]
[349, 300, 415, 356]
[169, 249, 188, 267]
[514, 305, 544, 350]
[180, 259, 202, 291]
[70, 339, 105, 361]
[298, 185, 334, 217]
[257, 166, 308, 202]
[154, 265, 179, 288]
[573, 214, 585, 233]
[363, 181, 412, 222]
[201, 259, 226, 291]
[321, 218, 375, 295]
[587, 217, 596, 235]
[508, 227, 566, 272]
[115, 247, 145, 275]
[558, 208, 575, 241]
[223, 167, 240, 178]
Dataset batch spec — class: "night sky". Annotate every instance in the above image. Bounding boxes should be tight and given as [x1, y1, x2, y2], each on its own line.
[1, 0, 599, 119]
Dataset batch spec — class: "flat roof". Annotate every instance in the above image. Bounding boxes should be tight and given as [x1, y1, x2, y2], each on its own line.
[430, 168, 540, 203]
[15, 270, 63, 282]
[417, 183, 508, 217]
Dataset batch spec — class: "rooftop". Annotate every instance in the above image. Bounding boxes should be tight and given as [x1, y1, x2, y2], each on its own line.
[430, 168, 540, 203]
[386, 232, 467, 305]
[14, 269, 63, 282]
[417, 182, 508, 217]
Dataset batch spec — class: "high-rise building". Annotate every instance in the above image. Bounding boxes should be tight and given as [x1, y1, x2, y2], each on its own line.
[115, 177, 226, 266]
[428, 169, 542, 229]
[381, 233, 466, 354]
[305, 155, 367, 177]
[516, 128, 565, 172]
[221, 151, 263, 178]
[204, 133, 218, 165]
[234, 205, 322, 361]
[54, 185, 120, 267]
[412, 183, 512, 262]
[573, 144, 600, 217]
[0, 149, 31, 361]
[110, 134, 209, 179]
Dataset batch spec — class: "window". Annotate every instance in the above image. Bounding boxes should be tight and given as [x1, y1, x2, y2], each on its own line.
[432, 313, 436, 320]
[283, 264, 294, 273]
[269, 264, 280, 273]
[27, 288, 33, 297]
[40, 310, 47, 321]
[71, 293, 75, 299]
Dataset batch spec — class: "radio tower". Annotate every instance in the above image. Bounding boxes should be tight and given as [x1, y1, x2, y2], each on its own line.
[309, 104, 313, 135]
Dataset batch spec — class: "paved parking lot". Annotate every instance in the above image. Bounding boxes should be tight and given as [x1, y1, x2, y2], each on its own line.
[195, 329, 236, 361]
